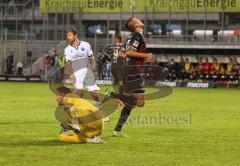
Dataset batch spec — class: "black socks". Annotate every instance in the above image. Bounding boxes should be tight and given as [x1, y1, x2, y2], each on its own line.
[114, 105, 133, 132]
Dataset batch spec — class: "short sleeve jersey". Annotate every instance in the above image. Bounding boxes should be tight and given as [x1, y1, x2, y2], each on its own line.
[64, 41, 93, 72]
[124, 32, 147, 73]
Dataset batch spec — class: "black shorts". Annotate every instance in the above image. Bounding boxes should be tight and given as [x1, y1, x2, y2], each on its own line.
[124, 74, 145, 94]
[111, 68, 122, 85]
[111, 61, 145, 94]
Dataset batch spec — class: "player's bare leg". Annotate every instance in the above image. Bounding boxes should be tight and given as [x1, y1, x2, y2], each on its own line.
[75, 89, 84, 98]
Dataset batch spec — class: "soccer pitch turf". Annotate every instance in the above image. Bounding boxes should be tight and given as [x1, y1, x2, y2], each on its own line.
[0, 82, 240, 166]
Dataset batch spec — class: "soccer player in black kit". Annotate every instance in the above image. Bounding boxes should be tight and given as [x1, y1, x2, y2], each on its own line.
[101, 17, 156, 137]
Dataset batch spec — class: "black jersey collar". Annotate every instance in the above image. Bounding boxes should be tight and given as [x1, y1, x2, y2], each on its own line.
[70, 41, 81, 50]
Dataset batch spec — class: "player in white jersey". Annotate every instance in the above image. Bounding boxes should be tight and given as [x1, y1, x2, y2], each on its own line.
[64, 29, 101, 107]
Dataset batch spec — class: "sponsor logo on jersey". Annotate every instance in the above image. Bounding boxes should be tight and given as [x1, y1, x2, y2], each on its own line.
[133, 40, 139, 47]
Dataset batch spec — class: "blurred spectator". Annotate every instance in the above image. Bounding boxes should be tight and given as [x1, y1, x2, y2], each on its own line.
[44, 51, 51, 80]
[183, 58, 193, 80]
[202, 58, 214, 81]
[98, 52, 111, 79]
[16, 62, 23, 76]
[226, 57, 239, 82]
[105, 61, 111, 79]
[212, 58, 223, 75]
[6, 52, 15, 75]
[232, 57, 240, 82]
[201, 58, 213, 75]
[56, 54, 66, 82]
[212, 58, 223, 81]
[98, 36, 126, 80]
[195, 57, 203, 73]
[161, 56, 239, 83]
[166, 59, 177, 81]
[175, 57, 184, 80]
[96, 52, 104, 79]
[226, 57, 233, 76]
[26, 51, 32, 65]
[50, 49, 59, 80]
[194, 57, 203, 80]
[232, 57, 239, 73]
[106, 35, 125, 79]
[111, 35, 124, 83]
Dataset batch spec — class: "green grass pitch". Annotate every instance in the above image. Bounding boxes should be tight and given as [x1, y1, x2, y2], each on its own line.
[0, 82, 240, 166]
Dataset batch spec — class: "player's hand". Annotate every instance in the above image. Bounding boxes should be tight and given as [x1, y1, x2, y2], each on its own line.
[118, 51, 127, 58]
[69, 74, 76, 82]
[144, 53, 156, 63]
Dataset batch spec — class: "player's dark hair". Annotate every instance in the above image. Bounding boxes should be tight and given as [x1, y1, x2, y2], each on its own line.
[67, 28, 78, 36]
[124, 17, 135, 32]
[56, 86, 72, 95]
[115, 35, 122, 42]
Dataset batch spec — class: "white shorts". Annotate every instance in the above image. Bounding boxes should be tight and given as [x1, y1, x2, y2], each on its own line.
[74, 68, 100, 92]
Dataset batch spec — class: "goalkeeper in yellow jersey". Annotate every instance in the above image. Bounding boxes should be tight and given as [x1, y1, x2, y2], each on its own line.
[55, 86, 105, 144]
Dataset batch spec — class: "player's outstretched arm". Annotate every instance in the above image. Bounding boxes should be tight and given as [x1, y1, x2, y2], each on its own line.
[89, 55, 96, 72]
[66, 61, 76, 81]
[124, 49, 156, 63]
